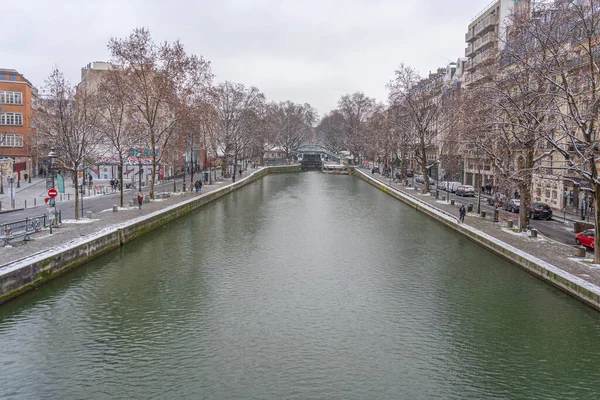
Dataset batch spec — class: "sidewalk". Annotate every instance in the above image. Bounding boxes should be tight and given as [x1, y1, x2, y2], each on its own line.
[0, 176, 199, 212]
[478, 192, 594, 225]
[364, 170, 600, 290]
[0, 169, 258, 267]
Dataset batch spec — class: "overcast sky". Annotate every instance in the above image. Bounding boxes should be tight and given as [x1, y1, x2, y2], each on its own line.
[4, 0, 494, 116]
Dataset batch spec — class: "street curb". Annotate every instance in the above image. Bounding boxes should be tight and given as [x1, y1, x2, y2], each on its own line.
[0, 208, 25, 215]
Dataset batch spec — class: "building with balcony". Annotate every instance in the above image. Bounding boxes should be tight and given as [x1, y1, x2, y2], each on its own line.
[464, 0, 531, 87]
[0, 68, 38, 185]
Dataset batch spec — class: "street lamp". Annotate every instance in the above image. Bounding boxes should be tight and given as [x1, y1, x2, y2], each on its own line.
[48, 148, 59, 233]
[425, 160, 440, 197]
[48, 148, 58, 188]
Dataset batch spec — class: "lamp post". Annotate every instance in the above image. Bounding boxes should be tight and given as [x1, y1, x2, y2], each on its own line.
[48, 148, 58, 233]
[0, 163, 4, 195]
[138, 159, 143, 193]
[425, 160, 440, 197]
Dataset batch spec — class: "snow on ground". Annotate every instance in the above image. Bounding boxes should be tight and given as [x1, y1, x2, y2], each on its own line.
[62, 218, 100, 224]
[568, 257, 600, 268]
[100, 206, 139, 213]
[501, 227, 546, 241]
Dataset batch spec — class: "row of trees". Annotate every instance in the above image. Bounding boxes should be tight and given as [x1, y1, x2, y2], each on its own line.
[315, 0, 600, 263]
[38, 28, 316, 218]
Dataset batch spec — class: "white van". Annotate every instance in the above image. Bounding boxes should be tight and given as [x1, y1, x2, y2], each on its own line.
[445, 181, 462, 193]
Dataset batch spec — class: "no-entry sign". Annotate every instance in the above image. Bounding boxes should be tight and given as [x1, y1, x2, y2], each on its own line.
[48, 188, 58, 198]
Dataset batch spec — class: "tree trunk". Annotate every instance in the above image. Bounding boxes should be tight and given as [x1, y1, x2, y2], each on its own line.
[150, 152, 157, 199]
[119, 162, 124, 208]
[190, 149, 195, 188]
[74, 168, 80, 220]
[594, 187, 600, 264]
[518, 147, 534, 232]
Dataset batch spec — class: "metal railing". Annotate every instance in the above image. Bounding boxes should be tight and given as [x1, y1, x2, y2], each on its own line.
[0, 211, 62, 237]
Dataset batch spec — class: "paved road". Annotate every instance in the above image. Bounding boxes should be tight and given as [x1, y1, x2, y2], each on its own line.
[383, 176, 580, 247]
[0, 179, 196, 224]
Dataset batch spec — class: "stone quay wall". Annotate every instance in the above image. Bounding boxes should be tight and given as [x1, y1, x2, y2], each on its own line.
[0, 165, 300, 305]
[352, 168, 600, 311]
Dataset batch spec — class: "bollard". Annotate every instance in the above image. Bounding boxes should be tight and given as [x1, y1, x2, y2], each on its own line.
[507, 220, 513, 228]
[467, 203, 473, 212]
[12, 199, 15, 209]
[129, 200, 134, 207]
[113, 205, 118, 213]
[60, 194, 63, 202]
[578, 246, 587, 258]
[435, 190, 439, 199]
[442, 195, 446, 201]
[530, 229, 538, 238]
[24, 199, 27, 208]
[34, 198, 36, 206]
[68, 193, 70, 201]
[481, 211, 486, 218]
[450, 199, 455, 206]
[86, 211, 93, 219]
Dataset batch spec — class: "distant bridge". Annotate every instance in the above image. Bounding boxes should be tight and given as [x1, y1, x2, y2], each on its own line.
[294, 144, 340, 170]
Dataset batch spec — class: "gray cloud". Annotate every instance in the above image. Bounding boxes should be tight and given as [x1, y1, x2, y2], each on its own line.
[3, 0, 493, 114]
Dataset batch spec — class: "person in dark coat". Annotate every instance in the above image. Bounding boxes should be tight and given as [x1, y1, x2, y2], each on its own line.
[198, 180, 203, 192]
[459, 204, 466, 223]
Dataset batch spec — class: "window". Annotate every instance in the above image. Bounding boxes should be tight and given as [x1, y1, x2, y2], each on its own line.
[0, 112, 23, 125]
[0, 91, 23, 105]
[9, 75, 16, 81]
[0, 133, 24, 147]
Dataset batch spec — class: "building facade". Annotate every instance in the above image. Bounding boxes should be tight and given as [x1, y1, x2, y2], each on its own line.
[0, 68, 38, 186]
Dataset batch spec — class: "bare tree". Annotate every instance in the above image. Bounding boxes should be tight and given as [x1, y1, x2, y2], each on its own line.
[38, 68, 102, 219]
[212, 82, 265, 181]
[269, 101, 317, 159]
[108, 28, 213, 198]
[337, 92, 377, 165]
[316, 111, 346, 153]
[388, 64, 448, 193]
[95, 66, 139, 207]
[518, 0, 600, 261]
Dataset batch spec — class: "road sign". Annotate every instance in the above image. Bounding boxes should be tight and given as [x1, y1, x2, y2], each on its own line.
[44, 198, 50, 204]
[48, 188, 58, 198]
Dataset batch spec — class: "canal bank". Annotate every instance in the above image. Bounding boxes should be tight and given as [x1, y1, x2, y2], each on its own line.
[0, 165, 300, 305]
[352, 168, 600, 312]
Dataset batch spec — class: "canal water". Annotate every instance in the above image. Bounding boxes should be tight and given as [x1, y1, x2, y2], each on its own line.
[1, 172, 600, 399]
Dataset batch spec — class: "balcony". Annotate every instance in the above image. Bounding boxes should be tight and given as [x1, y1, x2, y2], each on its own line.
[465, 43, 475, 58]
[474, 13, 498, 36]
[474, 32, 496, 52]
[466, 31, 475, 43]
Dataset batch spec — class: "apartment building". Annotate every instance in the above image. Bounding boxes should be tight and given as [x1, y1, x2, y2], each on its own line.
[0, 68, 38, 185]
[465, 0, 531, 88]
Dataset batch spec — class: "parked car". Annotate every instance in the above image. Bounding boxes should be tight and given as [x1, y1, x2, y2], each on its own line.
[406, 170, 414, 177]
[530, 202, 553, 220]
[415, 175, 424, 183]
[438, 181, 447, 191]
[456, 185, 475, 197]
[575, 229, 595, 249]
[445, 181, 462, 193]
[487, 193, 507, 207]
[371, 166, 380, 174]
[504, 199, 520, 213]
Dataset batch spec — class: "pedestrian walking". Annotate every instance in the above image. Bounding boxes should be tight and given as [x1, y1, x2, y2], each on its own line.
[198, 180, 202, 192]
[137, 191, 144, 209]
[459, 204, 466, 223]
[194, 180, 200, 193]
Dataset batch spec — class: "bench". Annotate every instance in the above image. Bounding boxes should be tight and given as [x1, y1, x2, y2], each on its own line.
[1, 218, 43, 247]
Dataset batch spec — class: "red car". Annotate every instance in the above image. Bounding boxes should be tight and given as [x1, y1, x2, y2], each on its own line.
[575, 229, 595, 249]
